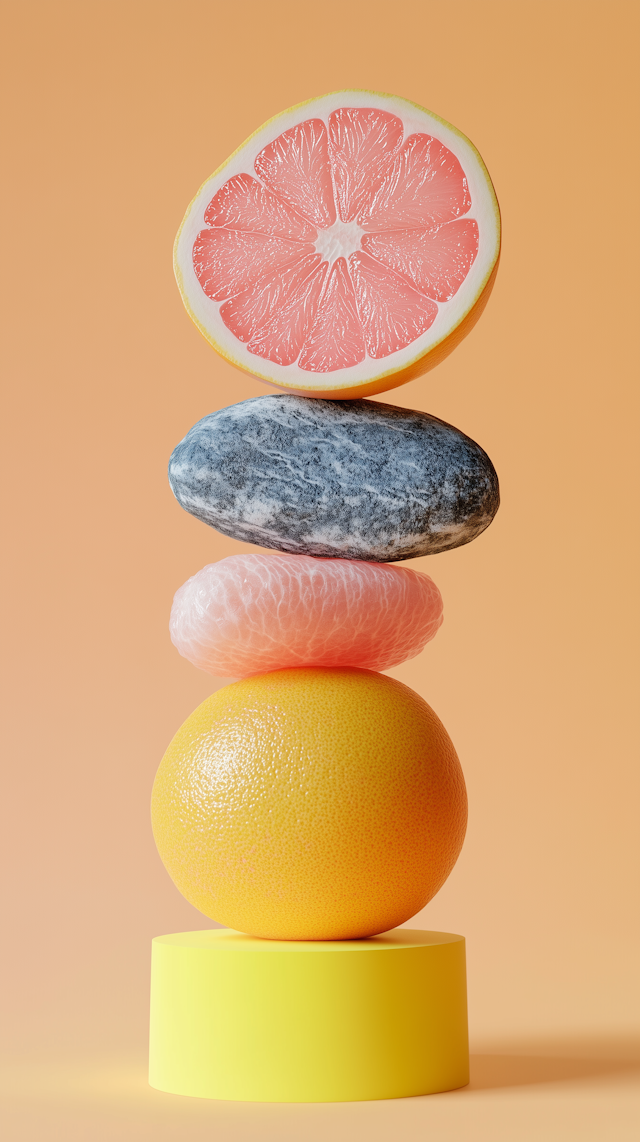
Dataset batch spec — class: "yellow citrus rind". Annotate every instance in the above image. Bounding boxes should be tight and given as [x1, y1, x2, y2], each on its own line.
[151, 668, 468, 940]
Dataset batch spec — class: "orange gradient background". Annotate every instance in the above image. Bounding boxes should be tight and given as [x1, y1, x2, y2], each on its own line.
[2, 2, 639, 1138]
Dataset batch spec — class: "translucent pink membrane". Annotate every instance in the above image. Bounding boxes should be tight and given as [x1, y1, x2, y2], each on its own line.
[362, 219, 480, 303]
[254, 119, 336, 229]
[328, 107, 403, 223]
[193, 230, 315, 302]
[220, 253, 327, 366]
[359, 133, 472, 230]
[298, 258, 365, 371]
[170, 553, 444, 678]
[349, 252, 438, 358]
[203, 173, 317, 240]
[193, 107, 479, 372]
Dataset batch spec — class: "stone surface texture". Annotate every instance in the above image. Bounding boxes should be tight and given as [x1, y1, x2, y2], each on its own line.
[168, 395, 500, 562]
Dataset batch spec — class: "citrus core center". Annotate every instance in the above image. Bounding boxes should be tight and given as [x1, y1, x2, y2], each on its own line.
[314, 220, 365, 265]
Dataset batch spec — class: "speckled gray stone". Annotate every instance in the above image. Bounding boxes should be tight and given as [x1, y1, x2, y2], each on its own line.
[168, 395, 499, 562]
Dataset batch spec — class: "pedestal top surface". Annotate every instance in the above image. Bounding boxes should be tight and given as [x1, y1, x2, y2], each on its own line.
[152, 927, 464, 952]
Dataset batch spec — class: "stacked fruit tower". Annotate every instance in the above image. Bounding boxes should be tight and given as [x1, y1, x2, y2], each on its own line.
[149, 91, 500, 1104]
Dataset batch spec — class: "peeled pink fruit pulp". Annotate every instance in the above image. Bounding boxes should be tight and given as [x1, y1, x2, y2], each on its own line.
[193, 114, 476, 370]
[170, 553, 443, 678]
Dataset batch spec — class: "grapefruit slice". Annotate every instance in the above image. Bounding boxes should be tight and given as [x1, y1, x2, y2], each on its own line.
[169, 553, 444, 678]
[175, 91, 500, 400]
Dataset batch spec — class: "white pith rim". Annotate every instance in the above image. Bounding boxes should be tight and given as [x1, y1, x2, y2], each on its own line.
[174, 90, 501, 395]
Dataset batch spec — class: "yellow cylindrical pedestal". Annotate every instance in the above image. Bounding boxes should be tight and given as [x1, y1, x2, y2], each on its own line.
[149, 927, 468, 1102]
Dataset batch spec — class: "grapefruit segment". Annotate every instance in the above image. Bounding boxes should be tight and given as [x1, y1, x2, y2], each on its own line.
[298, 257, 365, 372]
[203, 172, 317, 241]
[193, 228, 314, 302]
[362, 219, 479, 302]
[328, 107, 403, 224]
[221, 253, 327, 365]
[361, 133, 472, 231]
[175, 91, 501, 396]
[349, 251, 438, 358]
[170, 553, 443, 678]
[254, 118, 336, 230]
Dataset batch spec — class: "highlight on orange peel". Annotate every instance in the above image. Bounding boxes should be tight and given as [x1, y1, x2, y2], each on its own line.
[151, 668, 467, 941]
[174, 90, 500, 399]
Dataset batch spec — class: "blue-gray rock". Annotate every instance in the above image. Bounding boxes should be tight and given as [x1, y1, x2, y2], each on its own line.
[168, 395, 499, 562]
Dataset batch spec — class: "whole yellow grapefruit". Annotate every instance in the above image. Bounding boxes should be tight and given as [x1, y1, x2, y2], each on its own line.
[151, 667, 467, 940]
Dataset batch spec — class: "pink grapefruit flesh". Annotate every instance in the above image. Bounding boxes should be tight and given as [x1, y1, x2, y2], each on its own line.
[170, 553, 444, 678]
[175, 91, 500, 398]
